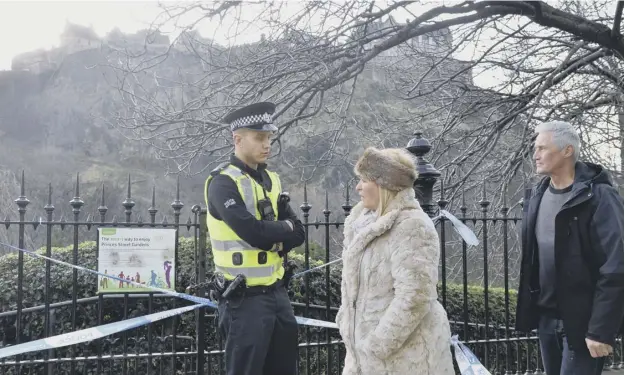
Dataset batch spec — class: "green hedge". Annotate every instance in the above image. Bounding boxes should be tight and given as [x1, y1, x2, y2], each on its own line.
[0, 239, 542, 374]
[443, 284, 540, 374]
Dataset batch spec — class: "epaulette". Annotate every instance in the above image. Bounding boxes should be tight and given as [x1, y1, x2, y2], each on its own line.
[205, 162, 231, 203]
[210, 162, 231, 177]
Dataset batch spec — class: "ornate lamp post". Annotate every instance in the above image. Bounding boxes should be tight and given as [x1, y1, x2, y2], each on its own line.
[406, 132, 441, 217]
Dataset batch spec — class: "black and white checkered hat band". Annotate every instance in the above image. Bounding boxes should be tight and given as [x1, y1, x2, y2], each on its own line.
[230, 113, 273, 131]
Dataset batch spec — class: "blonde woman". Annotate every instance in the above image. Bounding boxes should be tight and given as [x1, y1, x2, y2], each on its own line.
[336, 147, 454, 375]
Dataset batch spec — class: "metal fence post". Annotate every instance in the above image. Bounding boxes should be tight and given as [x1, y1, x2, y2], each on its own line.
[195, 207, 207, 375]
[48, 308, 56, 375]
[44, 184, 55, 375]
[406, 132, 441, 217]
[14, 171, 30, 373]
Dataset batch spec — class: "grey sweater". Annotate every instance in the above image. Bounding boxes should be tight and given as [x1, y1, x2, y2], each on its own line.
[535, 184, 573, 313]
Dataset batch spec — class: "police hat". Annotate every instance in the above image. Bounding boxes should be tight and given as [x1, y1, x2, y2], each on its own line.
[223, 102, 278, 132]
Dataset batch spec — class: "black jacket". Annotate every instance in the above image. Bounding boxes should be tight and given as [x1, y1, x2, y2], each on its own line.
[207, 155, 305, 253]
[515, 162, 624, 350]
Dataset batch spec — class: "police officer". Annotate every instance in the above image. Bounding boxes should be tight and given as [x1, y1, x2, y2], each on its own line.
[204, 102, 305, 375]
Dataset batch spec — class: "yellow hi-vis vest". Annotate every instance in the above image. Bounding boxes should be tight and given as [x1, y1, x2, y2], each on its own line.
[204, 164, 285, 287]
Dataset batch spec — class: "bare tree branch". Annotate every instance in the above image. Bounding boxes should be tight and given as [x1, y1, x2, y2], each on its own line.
[101, 0, 622, 205]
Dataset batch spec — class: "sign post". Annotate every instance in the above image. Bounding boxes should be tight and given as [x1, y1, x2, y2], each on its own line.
[97, 228, 177, 293]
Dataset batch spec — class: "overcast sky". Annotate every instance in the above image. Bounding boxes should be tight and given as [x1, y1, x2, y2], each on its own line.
[0, 0, 528, 94]
[0, 1, 162, 70]
[0, 1, 617, 168]
[0, 0, 463, 70]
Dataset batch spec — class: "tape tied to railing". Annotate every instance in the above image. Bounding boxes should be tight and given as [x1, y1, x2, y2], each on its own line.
[450, 335, 493, 375]
[0, 241, 338, 359]
[0, 304, 202, 360]
[0, 242, 489, 372]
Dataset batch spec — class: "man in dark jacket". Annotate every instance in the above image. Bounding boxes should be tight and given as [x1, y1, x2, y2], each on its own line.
[515, 120, 623, 375]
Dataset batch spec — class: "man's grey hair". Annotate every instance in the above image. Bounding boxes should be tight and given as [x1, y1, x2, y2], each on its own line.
[535, 120, 580, 161]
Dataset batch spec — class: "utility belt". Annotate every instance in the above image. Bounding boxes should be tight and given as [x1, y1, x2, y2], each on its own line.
[230, 278, 284, 298]
[185, 261, 298, 300]
[210, 273, 286, 300]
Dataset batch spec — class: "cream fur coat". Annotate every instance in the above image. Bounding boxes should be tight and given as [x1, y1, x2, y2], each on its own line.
[336, 188, 455, 375]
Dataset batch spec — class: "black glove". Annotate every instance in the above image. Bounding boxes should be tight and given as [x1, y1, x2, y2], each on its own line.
[282, 260, 298, 292]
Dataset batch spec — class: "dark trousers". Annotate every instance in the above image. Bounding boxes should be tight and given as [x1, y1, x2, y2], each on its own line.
[217, 284, 299, 375]
[538, 316, 605, 375]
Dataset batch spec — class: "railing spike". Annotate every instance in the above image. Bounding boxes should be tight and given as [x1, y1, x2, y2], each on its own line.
[45, 184, 55, 218]
[440, 178, 445, 200]
[101, 183, 106, 206]
[86, 214, 93, 230]
[151, 186, 156, 209]
[479, 181, 491, 212]
[482, 180, 487, 200]
[186, 216, 193, 230]
[75, 173, 80, 197]
[323, 191, 330, 216]
[98, 184, 108, 223]
[127, 174, 132, 198]
[47, 183, 53, 205]
[15, 170, 30, 213]
[458, 168, 467, 215]
[171, 176, 184, 214]
[501, 186, 509, 216]
[149, 186, 158, 224]
[20, 170, 25, 196]
[300, 182, 312, 215]
[438, 178, 448, 210]
[122, 175, 135, 222]
[70, 173, 84, 215]
[342, 180, 352, 217]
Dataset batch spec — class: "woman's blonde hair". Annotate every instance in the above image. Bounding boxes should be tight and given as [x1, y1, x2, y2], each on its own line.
[376, 187, 396, 217]
[372, 148, 418, 216]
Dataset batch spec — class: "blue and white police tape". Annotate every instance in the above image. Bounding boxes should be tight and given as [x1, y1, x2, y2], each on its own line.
[291, 258, 342, 279]
[0, 242, 485, 369]
[0, 303, 203, 360]
[432, 210, 479, 247]
[0, 242, 339, 331]
[450, 335, 492, 375]
[289, 211, 478, 279]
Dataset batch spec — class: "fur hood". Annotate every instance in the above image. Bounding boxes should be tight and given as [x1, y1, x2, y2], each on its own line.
[336, 188, 455, 375]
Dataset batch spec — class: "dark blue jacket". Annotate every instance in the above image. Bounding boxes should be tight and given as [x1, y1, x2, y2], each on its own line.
[515, 162, 624, 350]
[206, 155, 305, 253]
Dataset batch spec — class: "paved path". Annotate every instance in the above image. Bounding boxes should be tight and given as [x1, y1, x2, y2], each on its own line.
[603, 369, 624, 375]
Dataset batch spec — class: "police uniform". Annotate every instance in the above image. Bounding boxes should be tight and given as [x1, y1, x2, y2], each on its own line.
[204, 102, 305, 375]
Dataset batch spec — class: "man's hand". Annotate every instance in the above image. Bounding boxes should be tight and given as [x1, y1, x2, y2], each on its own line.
[585, 338, 613, 358]
[274, 242, 283, 254]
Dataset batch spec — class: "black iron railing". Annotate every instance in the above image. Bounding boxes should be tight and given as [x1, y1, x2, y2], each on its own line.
[0, 163, 622, 374]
